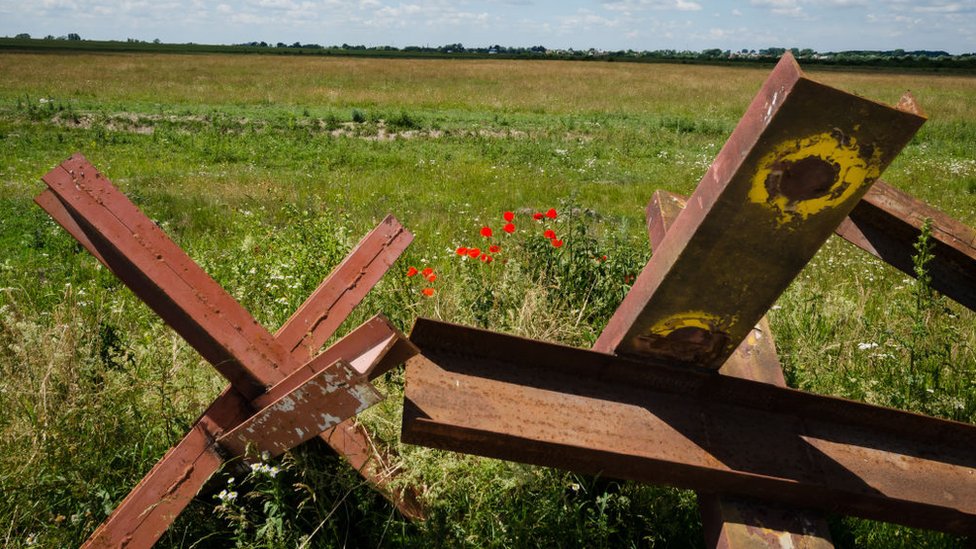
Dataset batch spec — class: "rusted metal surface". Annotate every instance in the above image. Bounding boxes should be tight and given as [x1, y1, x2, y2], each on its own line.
[218, 359, 383, 459]
[36, 155, 422, 547]
[402, 319, 976, 536]
[645, 190, 831, 547]
[700, 496, 834, 549]
[836, 180, 976, 311]
[594, 53, 926, 368]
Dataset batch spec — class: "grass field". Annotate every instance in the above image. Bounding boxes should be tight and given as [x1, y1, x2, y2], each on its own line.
[1, 52, 974, 547]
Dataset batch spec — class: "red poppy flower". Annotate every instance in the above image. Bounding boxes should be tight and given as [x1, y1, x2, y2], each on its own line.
[406, 266, 419, 277]
[489, 245, 501, 253]
[600, 255, 608, 262]
[503, 211, 514, 222]
[480, 226, 493, 238]
[456, 246, 468, 255]
[532, 212, 544, 220]
[468, 247, 480, 258]
[480, 253, 493, 263]
[422, 288, 435, 297]
[543, 229, 556, 240]
[426, 274, 437, 282]
[546, 208, 558, 219]
[503, 223, 515, 234]
[551, 239, 564, 248]
[421, 267, 434, 278]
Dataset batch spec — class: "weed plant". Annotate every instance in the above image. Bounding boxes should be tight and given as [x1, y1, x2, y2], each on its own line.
[0, 53, 973, 547]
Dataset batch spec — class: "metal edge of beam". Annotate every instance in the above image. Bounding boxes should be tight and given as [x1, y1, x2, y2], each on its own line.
[276, 215, 414, 361]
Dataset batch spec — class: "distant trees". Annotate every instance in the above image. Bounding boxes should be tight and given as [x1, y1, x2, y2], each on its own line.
[3, 35, 973, 69]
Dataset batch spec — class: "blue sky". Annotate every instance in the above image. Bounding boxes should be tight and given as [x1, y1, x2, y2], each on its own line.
[2, 0, 973, 54]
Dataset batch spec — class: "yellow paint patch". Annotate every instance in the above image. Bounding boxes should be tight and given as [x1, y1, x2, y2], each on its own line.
[648, 311, 726, 337]
[749, 131, 882, 226]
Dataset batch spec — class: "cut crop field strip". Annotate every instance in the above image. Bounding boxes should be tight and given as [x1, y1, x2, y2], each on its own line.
[1, 52, 974, 547]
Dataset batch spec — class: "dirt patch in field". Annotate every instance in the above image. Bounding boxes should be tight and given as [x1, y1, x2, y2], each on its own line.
[47, 111, 533, 141]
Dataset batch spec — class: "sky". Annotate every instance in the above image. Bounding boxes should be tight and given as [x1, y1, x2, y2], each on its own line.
[1, 0, 974, 54]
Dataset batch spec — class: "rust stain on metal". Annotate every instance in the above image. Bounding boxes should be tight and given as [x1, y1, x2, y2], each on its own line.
[163, 465, 195, 497]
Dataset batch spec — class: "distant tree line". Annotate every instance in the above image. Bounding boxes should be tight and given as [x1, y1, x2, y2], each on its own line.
[3, 34, 975, 69]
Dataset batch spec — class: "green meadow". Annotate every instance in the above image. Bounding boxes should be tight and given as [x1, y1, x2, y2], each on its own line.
[0, 52, 974, 547]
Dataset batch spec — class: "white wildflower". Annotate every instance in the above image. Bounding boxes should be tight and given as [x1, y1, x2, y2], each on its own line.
[216, 489, 238, 503]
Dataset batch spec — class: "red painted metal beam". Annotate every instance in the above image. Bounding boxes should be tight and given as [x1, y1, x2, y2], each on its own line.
[402, 319, 976, 536]
[41, 154, 294, 398]
[36, 184, 423, 518]
[594, 53, 925, 368]
[35, 156, 423, 547]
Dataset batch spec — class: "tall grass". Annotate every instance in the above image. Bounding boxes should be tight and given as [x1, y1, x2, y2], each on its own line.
[0, 53, 973, 547]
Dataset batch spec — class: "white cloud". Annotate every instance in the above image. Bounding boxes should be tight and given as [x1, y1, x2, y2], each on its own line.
[750, 0, 804, 17]
[602, 0, 701, 13]
[913, 2, 970, 13]
[558, 9, 623, 32]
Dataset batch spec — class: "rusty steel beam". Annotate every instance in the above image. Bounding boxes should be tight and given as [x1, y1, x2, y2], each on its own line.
[217, 359, 384, 459]
[700, 496, 835, 549]
[34, 189, 106, 265]
[594, 53, 925, 368]
[41, 154, 295, 398]
[645, 190, 833, 548]
[836, 181, 976, 311]
[402, 319, 976, 536]
[36, 182, 424, 519]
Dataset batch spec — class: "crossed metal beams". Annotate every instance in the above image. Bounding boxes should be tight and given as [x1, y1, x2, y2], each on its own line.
[401, 53, 976, 543]
[36, 154, 422, 548]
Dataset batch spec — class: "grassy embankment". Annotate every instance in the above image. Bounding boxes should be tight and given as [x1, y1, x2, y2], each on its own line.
[1, 52, 974, 547]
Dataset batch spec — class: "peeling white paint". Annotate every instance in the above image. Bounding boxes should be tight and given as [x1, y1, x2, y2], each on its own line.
[274, 396, 296, 412]
[316, 413, 342, 431]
